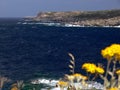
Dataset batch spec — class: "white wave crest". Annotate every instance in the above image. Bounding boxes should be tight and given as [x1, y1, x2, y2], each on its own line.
[31, 78, 103, 90]
[31, 78, 59, 86]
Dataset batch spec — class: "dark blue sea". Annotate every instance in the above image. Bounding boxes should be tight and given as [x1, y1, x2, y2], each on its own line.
[0, 19, 120, 88]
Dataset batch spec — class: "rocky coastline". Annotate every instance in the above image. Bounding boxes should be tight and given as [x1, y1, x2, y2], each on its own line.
[27, 9, 120, 26]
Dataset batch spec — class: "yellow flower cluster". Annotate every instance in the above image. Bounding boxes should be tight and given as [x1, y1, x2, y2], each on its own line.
[65, 74, 75, 82]
[73, 73, 88, 80]
[65, 73, 87, 82]
[116, 69, 120, 75]
[95, 67, 105, 74]
[82, 63, 96, 74]
[82, 63, 104, 74]
[57, 81, 68, 88]
[108, 87, 119, 90]
[101, 44, 120, 60]
[11, 87, 18, 90]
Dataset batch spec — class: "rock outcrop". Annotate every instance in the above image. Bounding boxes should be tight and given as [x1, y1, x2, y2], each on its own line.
[32, 10, 120, 26]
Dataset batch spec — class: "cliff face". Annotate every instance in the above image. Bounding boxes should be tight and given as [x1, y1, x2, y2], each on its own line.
[33, 10, 120, 26]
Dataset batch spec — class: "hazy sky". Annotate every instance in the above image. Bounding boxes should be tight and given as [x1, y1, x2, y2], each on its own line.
[0, 0, 120, 17]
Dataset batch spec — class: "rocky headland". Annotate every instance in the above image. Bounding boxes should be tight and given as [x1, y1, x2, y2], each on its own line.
[28, 9, 120, 26]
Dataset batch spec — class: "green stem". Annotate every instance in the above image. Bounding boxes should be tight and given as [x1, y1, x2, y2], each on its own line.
[112, 61, 116, 74]
[87, 73, 91, 81]
[92, 73, 98, 81]
[118, 75, 120, 89]
[105, 60, 111, 78]
[110, 61, 116, 87]
[104, 60, 111, 89]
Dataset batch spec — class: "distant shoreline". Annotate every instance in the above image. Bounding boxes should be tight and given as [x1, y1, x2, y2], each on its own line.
[25, 9, 120, 27]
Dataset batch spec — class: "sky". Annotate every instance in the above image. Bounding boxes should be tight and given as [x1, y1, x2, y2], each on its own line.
[0, 0, 120, 17]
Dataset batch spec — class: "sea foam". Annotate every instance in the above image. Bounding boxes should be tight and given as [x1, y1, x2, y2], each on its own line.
[31, 78, 103, 90]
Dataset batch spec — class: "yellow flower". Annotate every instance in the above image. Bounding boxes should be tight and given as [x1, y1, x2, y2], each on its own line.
[73, 73, 82, 77]
[101, 44, 120, 61]
[73, 73, 88, 79]
[108, 87, 119, 90]
[57, 81, 68, 88]
[65, 74, 75, 82]
[73, 73, 87, 82]
[95, 67, 104, 74]
[82, 63, 97, 74]
[11, 87, 18, 90]
[116, 69, 120, 75]
[82, 76, 88, 80]
[82, 63, 105, 74]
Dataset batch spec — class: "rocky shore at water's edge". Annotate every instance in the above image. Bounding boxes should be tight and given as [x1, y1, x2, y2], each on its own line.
[25, 9, 120, 26]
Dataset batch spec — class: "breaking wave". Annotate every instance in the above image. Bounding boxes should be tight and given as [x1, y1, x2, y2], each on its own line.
[31, 78, 104, 90]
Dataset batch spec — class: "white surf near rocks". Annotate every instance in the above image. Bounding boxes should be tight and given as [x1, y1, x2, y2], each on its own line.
[31, 78, 104, 90]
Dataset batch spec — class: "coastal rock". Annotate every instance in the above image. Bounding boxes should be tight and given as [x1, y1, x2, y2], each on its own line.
[31, 9, 120, 26]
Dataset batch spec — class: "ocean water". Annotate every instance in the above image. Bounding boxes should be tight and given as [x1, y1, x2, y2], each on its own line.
[0, 19, 120, 89]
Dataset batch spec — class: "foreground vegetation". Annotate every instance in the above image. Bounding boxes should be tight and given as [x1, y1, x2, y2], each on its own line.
[56, 44, 120, 90]
[0, 43, 120, 90]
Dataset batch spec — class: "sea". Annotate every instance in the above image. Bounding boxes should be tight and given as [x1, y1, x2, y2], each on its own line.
[0, 18, 120, 89]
